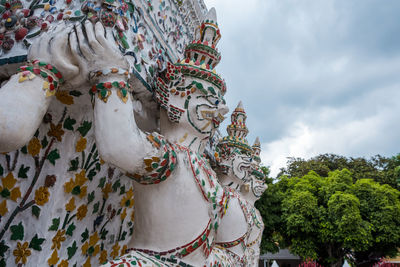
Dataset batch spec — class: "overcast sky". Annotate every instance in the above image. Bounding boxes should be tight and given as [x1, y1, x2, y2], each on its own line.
[203, 0, 400, 176]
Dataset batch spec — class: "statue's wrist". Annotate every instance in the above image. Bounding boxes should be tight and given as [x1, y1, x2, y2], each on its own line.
[90, 80, 130, 104]
[17, 60, 64, 97]
[89, 67, 130, 85]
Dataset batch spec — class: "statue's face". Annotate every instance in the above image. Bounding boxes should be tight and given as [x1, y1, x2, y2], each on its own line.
[249, 177, 267, 199]
[174, 79, 228, 138]
[189, 93, 227, 134]
[231, 151, 252, 183]
[242, 165, 267, 199]
[218, 148, 253, 187]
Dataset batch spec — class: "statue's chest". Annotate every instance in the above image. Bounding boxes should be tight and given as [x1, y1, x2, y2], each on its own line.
[175, 145, 230, 230]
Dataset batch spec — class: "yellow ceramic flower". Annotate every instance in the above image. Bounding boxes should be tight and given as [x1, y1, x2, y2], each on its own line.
[76, 136, 87, 153]
[82, 232, 100, 256]
[99, 250, 107, 264]
[48, 249, 59, 265]
[58, 259, 69, 267]
[83, 257, 91, 267]
[56, 90, 74, 105]
[102, 183, 112, 199]
[120, 208, 127, 220]
[34, 186, 50, 206]
[120, 245, 128, 256]
[52, 230, 66, 250]
[13, 241, 31, 264]
[110, 242, 120, 259]
[77, 204, 88, 220]
[130, 210, 135, 222]
[120, 187, 134, 208]
[47, 123, 65, 142]
[65, 197, 76, 212]
[64, 170, 88, 199]
[0, 172, 21, 202]
[0, 200, 7, 216]
[28, 137, 41, 156]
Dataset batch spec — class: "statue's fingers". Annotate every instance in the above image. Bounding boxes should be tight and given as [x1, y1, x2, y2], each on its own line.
[105, 27, 120, 53]
[84, 20, 101, 52]
[94, 22, 119, 54]
[75, 24, 91, 59]
[94, 21, 109, 49]
[50, 26, 70, 54]
[27, 43, 39, 61]
[48, 22, 66, 35]
[68, 30, 81, 62]
[50, 32, 79, 79]
[27, 31, 52, 61]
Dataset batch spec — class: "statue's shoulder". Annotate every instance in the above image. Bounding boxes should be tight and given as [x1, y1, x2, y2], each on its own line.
[145, 132, 169, 149]
[126, 132, 177, 185]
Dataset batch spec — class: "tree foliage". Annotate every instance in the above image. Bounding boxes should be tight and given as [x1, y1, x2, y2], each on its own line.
[257, 154, 400, 266]
[255, 176, 283, 253]
[278, 153, 400, 190]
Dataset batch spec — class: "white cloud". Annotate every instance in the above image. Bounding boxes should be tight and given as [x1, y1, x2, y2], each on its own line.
[261, 92, 400, 177]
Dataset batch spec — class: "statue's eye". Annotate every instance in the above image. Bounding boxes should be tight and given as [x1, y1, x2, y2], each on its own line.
[207, 96, 219, 105]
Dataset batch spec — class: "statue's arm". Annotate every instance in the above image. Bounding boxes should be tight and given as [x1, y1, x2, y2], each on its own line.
[67, 21, 159, 174]
[0, 24, 79, 153]
[94, 86, 157, 173]
[0, 74, 52, 152]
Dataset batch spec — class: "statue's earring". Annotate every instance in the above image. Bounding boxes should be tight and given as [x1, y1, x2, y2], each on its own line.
[241, 183, 250, 193]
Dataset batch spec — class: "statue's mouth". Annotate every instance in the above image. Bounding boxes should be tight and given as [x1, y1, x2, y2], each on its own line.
[212, 113, 225, 128]
[199, 110, 224, 131]
[253, 183, 267, 198]
[201, 110, 215, 121]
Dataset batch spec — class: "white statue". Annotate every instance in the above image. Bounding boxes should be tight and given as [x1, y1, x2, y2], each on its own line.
[0, 0, 207, 265]
[242, 137, 268, 266]
[214, 103, 267, 266]
[213, 102, 253, 265]
[0, 24, 76, 153]
[0, 0, 268, 265]
[94, 8, 240, 267]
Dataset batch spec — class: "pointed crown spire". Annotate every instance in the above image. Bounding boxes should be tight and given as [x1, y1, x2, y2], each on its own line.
[250, 137, 266, 180]
[218, 101, 252, 155]
[252, 137, 261, 164]
[200, 7, 221, 46]
[184, 7, 222, 70]
[227, 101, 248, 140]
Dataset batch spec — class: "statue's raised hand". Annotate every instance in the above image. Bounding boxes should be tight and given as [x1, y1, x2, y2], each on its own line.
[69, 20, 129, 85]
[28, 23, 80, 89]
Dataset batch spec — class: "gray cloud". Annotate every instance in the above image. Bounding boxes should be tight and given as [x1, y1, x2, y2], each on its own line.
[204, 0, 400, 174]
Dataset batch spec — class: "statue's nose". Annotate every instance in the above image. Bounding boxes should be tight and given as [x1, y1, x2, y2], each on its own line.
[218, 102, 229, 117]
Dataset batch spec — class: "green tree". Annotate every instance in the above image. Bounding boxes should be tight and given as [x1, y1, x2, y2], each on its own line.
[351, 179, 400, 266]
[256, 166, 283, 253]
[278, 153, 400, 190]
[274, 169, 400, 266]
[256, 181, 283, 253]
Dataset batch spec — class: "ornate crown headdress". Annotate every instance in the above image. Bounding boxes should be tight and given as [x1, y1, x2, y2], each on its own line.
[155, 7, 226, 123]
[217, 101, 252, 160]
